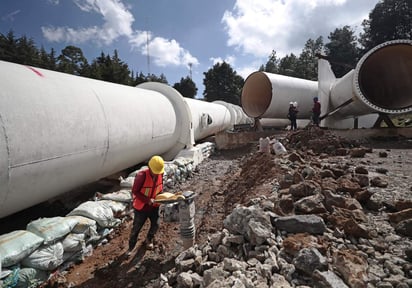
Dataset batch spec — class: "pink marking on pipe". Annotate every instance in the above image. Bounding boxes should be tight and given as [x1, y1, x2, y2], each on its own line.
[25, 66, 44, 77]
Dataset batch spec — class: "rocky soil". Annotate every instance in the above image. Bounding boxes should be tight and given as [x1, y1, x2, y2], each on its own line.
[44, 127, 412, 288]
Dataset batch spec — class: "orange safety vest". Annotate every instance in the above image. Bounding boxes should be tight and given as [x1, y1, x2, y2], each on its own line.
[133, 169, 163, 210]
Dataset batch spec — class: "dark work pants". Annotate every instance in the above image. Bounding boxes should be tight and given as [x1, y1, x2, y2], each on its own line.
[313, 113, 320, 126]
[128, 207, 160, 251]
[290, 118, 297, 130]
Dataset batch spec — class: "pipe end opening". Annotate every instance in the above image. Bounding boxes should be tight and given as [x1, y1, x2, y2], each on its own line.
[355, 40, 412, 113]
[241, 72, 272, 118]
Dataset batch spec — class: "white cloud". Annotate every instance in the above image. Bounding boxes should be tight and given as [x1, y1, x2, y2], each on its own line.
[43, 0, 134, 45]
[208, 55, 264, 80]
[42, 0, 197, 68]
[237, 65, 258, 79]
[129, 30, 149, 48]
[222, 0, 377, 58]
[210, 55, 236, 66]
[139, 36, 199, 67]
[42, 26, 100, 43]
[210, 57, 224, 64]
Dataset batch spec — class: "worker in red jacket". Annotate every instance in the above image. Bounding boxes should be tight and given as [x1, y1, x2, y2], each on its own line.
[127, 155, 164, 255]
[312, 97, 321, 126]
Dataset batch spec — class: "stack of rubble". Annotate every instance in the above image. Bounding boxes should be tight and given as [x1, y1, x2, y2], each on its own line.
[283, 126, 360, 155]
[151, 132, 412, 288]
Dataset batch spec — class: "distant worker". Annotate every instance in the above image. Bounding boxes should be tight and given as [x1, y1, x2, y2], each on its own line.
[312, 97, 321, 126]
[127, 155, 165, 256]
[287, 102, 298, 131]
[254, 117, 263, 132]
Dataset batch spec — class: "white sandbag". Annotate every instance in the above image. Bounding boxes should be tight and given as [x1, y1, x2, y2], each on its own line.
[62, 233, 86, 252]
[21, 242, 64, 271]
[119, 176, 135, 188]
[15, 267, 48, 288]
[67, 201, 120, 228]
[98, 200, 128, 215]
[62, 244, 92, 264]
[65, 216, 98, 237]
[99, 190, 132, 203]
[26, 217, 78, 245]
[0, 230, 44, 267]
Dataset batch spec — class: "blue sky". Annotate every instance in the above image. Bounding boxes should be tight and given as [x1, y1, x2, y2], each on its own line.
[1, 0, 380, 98]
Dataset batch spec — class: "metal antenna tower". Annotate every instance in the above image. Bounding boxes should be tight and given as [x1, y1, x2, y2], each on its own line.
[188, 62, 193, 79]
[145, 17, 151, 78]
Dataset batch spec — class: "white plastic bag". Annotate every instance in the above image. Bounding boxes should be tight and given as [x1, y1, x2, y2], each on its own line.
[273, 141, 287, 155]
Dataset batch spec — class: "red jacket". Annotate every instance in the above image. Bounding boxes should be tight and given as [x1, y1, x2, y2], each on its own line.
[132, 168, 163, 211]
[312, 101, 321, 114]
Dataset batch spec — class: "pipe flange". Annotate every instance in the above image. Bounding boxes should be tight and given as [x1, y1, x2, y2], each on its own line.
[353, 39, 412, 114]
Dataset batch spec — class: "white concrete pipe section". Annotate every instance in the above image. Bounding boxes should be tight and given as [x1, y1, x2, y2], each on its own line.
[184, 98, 232, 140]
[0, 61, 237, 218]
[135, 85, 250, 139]
[0, 61, 191, 218]
[319, 39, 412, 126]
[241, 72, 318, 119]
[137, 83, 249, 142]
[213, 100, 254, 126]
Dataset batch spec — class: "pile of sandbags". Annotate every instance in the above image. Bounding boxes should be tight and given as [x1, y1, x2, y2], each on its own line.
[0, 192, 130, 287]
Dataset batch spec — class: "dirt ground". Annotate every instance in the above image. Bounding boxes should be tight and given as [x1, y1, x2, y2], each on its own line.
[38, 128, 412, 288]
[44, 143, 262, 288]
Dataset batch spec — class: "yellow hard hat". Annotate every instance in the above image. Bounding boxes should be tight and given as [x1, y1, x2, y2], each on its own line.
[148, 156, 164, 174]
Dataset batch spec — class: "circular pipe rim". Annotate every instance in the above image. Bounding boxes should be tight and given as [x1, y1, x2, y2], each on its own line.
[241, 72, 272, 118]
[353, 39, 412, 114]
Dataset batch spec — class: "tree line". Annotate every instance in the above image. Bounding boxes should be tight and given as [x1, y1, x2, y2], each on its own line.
[0, 0, 410, 105]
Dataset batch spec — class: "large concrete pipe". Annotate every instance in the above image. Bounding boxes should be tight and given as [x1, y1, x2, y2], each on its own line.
[319, 39, 412, 128]
[0, 61, 247, 218]
[241, 40, 412, 128]
[185, 98, 233, 140]
[241, 72, 318, 119]
[137, 83, 250, 143]
[213, 100, 254, 126]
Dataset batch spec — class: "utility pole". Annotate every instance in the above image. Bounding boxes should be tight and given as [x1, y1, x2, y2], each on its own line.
[188, 62, 192, 79]
[145, 17, 151, 80]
